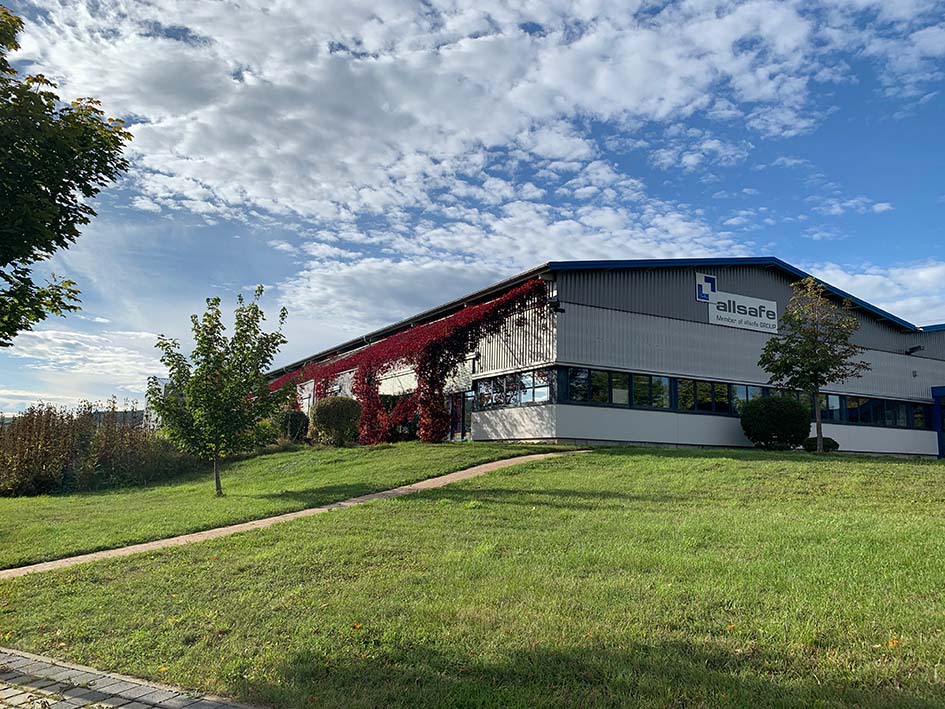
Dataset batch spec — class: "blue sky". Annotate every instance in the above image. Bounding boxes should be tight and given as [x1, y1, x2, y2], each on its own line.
[3, 0, 945, 413]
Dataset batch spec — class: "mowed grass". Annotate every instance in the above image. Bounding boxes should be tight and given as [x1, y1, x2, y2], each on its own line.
[2, 448, 945, 707]
[0, 441, 565, 569]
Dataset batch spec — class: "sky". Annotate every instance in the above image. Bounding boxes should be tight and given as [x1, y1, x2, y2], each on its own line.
[2, 0, 945, 413]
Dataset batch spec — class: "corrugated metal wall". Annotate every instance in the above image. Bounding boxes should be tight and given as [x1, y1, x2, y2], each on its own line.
[556, 289, 945, 402]
[476, 302, 556, 375]
[556, 266, 943, 359]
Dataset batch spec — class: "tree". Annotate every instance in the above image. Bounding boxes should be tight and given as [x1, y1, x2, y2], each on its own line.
[758, 277, 871, 453]
[0, 6, 131, 346]
[147, 288, 291, 496]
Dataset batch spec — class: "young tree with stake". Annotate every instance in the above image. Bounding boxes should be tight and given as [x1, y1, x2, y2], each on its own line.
[758, 277, 871, 453]
[148, 287, 291, 496]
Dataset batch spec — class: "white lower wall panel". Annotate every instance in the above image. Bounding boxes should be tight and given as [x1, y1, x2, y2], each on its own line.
[819, 423, 938, 456]
[473, 404, 939, 455]
[555, 405, 752, 447]
[472, 406, 556, 440]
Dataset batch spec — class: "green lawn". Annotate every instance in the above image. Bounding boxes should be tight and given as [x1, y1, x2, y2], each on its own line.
[2, 448, 944, 707]
[0, 442, 564, 569]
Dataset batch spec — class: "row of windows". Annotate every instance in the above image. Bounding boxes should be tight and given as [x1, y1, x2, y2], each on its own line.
[473, 366, 935, 431]
[476, 369, 553, 410]
[563, 367, 933, 430]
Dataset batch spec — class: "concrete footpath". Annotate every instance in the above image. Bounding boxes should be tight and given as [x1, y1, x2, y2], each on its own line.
[0, 451, 577, 581]
[0, 647, 254, 708]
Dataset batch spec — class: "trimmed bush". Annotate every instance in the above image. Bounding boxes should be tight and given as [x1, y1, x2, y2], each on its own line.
[803, 436, 840, 453]
[278, 409, 310, 442]
[311, 397, 362, 447]
[739, 396, 810, 450]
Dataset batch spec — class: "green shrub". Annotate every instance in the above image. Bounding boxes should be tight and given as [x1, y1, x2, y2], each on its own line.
[803, 436, 840, 453]
[739, 396, 810, 450]
[253, 418, 280, 448]
[278, 409, 310, 442]
[311, 397, 361, 447]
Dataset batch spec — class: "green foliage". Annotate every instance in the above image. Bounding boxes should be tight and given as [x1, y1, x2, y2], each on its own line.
[147, 287, 291, 496]
[804, 436, 839, 453]
[0, 6, 131, 345]
[739, 396, 811, 450]
[253, 418, 280, 448]
[0, 398, 195, 496]
[278, 409, 310, 442]
[311, 396, 362, 446]
[759, 277, 870, 453]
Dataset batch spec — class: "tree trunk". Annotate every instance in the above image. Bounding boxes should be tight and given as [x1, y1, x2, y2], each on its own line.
[813, 390, 824, 453]
[213, 457, 223, 496]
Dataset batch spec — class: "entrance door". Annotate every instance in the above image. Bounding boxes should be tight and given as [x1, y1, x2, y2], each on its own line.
[448, 391, 475, 441]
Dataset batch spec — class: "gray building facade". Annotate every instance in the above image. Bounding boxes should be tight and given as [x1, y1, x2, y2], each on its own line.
[275, 258, 945, 456]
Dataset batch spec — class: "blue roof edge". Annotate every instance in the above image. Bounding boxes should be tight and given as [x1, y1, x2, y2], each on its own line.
[545, 256, 922, 332]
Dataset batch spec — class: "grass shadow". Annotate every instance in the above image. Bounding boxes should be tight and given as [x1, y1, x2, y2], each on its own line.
[236, 639, 939, 708]
[587, 445, 943, 465]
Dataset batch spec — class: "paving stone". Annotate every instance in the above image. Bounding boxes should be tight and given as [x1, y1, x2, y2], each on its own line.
[14, 676, 58, 692]
[152, 695, 203, 708]
[135, 688, 182, 704]
[114, 683, 158, 700]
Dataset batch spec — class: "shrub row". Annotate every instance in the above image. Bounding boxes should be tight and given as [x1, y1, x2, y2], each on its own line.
[0, 399, 196, 497]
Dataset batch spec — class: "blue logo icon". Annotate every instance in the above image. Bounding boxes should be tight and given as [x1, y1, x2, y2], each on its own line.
[696, 273, 717, 302]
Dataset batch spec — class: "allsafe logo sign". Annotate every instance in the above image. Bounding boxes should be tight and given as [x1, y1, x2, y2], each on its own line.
[695, 272, 779, 334]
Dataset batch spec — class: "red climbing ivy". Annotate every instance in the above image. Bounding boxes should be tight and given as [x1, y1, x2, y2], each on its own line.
[270, 278, 548, 443]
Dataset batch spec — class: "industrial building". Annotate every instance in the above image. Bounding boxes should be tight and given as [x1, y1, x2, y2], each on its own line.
[270, 258, 945, 457]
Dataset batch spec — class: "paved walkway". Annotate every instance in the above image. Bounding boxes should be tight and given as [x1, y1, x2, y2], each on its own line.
[0, 647, 254, 708]
[1, 451, 577, 581]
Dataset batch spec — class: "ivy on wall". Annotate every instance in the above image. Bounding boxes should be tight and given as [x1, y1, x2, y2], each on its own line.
[269, 278, 548, 443]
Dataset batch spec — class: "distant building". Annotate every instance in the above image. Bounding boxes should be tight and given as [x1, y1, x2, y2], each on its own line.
[271, 258, 945, 457]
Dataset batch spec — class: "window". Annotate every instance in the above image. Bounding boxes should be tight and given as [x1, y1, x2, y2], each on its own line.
[475, 368, 554, 410]
[652, 376, 671, 408]
[591, 370, 610, 403]
[818, 394, 841, 422]
[886, 401, 908, 428]
[713, 383, 730, 414]
[677, 379, 695, 410]
[477, 378, 494, 410]
[568, 368, 589, 402]
[695, 381, 714, 412]
[633, 374, 650, 407]
[533, 369, 552, 402]
[732, 384, 764, 413]
[913, 404, 931, 430]
[520, 371, 534, 404]
[611, 372, 630, 406]
[847, 396, 865, 424]
[502, 373, 522, 407]
[863, 398, 885, 426]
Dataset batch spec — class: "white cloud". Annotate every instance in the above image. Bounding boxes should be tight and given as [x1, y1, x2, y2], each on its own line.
[809, 261, 945, 325]
[15, 0, 941, 230]
[872, 202, 894, 213]
[6, 330, 164, 394]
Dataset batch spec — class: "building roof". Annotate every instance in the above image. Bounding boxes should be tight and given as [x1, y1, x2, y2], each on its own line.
[268, 256, 940, 378]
